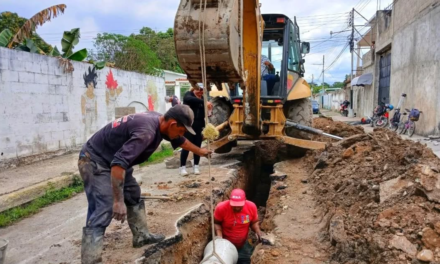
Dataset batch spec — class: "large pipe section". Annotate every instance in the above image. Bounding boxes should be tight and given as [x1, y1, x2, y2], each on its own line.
[200, 238, 238, 264]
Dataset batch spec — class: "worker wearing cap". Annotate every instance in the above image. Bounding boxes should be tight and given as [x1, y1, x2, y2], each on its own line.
[78, 104, 211, 264]
[214, 189, 262, 264]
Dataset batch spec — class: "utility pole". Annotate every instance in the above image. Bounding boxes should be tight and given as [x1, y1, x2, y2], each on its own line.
[349, 7, 355, 117]
[322, 55, 325, 106]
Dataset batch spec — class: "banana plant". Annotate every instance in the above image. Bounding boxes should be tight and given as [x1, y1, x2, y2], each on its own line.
[0, 29, 13, 47]
[14, 38, 42, 53]
[59, 28, 87, 61]
[8, 4, 66, 48]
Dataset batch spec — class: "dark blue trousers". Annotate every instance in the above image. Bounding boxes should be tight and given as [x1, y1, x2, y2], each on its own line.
[78, 150, 141, 228]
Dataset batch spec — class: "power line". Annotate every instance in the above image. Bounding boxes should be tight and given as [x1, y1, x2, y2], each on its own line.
[296, 12, 348, 19]
[325, 43, 349, 71]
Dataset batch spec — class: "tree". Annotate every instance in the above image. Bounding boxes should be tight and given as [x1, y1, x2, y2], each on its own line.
[91, 28, 183, 74]
[0, 11, 54, 53]
[332, 81, 344, 88]
[8, 4, 66, 49]
[114, 37, 160, 75]
[89, 33, 128, 62]
[135, 27, 183, 73]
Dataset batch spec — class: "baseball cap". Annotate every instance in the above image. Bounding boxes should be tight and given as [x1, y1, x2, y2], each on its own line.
[165, 104, 196, 135]
[230, 189, 246, 207]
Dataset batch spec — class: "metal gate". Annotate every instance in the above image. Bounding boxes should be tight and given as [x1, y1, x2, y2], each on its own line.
[378, 53, 391, 104]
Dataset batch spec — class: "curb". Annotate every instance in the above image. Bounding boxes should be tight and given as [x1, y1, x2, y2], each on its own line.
[0, 172, 79, 213]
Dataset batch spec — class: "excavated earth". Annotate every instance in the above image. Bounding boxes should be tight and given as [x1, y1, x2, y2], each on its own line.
[254, 117, 440, 264]
[91, 117, 440, 264]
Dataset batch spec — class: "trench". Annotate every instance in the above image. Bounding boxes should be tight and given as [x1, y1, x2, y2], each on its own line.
[140, 141, 286, 264]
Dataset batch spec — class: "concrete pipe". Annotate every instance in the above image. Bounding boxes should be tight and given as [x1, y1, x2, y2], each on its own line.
[200, 238, 238, 264]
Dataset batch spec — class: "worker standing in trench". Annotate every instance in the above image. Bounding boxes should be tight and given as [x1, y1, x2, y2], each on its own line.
[214, 189, 262, 264]
[78, 104, 212, 264]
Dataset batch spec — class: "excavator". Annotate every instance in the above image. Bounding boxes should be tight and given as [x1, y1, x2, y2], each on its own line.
[174, 0, 336, 154]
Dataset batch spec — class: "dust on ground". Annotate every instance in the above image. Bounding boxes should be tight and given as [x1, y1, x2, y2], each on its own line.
[256, 116, 440, 264]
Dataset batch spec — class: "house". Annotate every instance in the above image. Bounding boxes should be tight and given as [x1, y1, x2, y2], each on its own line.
[355, 0, 440, 135]
[161, 70, 191, 110]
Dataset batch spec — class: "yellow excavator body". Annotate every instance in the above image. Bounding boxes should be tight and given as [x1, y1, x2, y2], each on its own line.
[174, 0, 322, 153]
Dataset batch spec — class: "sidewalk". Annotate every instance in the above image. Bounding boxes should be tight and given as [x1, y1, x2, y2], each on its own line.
[0, 152, 80, 212]
[319, 109, 440, 158]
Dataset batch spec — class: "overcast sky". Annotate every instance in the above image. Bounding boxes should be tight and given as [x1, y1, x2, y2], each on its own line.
[2, 0, 393, 84]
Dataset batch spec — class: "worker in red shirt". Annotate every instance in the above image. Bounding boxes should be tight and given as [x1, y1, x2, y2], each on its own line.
[214, 189, 262, 264]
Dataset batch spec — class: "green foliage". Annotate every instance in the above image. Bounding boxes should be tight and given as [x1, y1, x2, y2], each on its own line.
[0, 11, 53, 52]
[0, 28, 13, 47]
[332, 81, 344, 88]
[67, 48, 88, 61]
[140, 144, 174, 166]
[15, 38, 40, 53]
[61, 28, 80, 57]
[0, 176, 84, 227]
[32, 32, 52, 54]
[90, 27, 183, 74]
[113, 37, 160, 75]
[89, 33, 128, 62]
[0, 12, 26, 34]
[49, 45, 61, 56]
[93, 60, 106, 69]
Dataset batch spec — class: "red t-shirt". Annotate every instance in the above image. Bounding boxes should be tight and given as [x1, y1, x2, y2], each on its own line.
[214, 200, 258, 249]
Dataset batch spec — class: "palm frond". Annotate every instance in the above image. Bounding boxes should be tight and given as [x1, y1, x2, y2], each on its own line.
[8, 4, 66, 48]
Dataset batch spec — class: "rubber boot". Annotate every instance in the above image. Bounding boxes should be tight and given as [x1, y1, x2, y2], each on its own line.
[81, 227, 105, 264]
[127, 201, 165, 248]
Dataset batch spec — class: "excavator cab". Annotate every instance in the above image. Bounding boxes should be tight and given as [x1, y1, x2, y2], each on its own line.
[230, 14, 309, 104]
[174, 1, 324, 153]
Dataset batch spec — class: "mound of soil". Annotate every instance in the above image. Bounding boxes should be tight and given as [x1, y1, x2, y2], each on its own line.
[312, 117, 365, 141]
[306, 127, 440, 263]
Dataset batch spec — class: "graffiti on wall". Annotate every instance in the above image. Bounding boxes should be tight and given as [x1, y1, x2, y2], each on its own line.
[105, 69, 123, 122]
[81, 66, 98, 141]
[146, 80, 158, 111]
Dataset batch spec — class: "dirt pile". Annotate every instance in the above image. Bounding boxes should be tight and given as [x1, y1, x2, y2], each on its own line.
[306, 127, 440, 263]
[312, 117, 364, 141]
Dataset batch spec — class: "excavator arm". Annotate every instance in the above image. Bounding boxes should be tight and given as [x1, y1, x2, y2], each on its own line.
[174, 0, 263, 135]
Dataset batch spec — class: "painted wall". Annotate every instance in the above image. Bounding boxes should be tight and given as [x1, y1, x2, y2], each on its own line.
[0, 48, 166, 169]
[390, 1, 440, 135]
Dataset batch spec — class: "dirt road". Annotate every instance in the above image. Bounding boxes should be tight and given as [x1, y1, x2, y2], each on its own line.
[0, 150, 242, 264]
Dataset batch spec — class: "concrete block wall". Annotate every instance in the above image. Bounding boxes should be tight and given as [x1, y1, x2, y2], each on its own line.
[390, 1, 440, 136]
[0, 48, 166, 169]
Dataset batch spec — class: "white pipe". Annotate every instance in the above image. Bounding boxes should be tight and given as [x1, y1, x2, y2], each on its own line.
[200, 238, 238, 264]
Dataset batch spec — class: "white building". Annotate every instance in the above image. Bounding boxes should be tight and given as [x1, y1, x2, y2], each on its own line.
[161, 70, 191, 110]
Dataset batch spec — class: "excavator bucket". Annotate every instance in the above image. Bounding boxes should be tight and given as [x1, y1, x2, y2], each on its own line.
[174, 0, 244, 87]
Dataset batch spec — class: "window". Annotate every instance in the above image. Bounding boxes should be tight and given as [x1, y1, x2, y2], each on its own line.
[288, 23, 301, 72]
[166, 86, 175, 97]
[262, 40, 283, 75]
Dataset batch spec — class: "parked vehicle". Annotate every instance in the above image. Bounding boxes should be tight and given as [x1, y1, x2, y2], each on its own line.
[389, 93, 407, 131]
[312, 100, 319, 114]
[370, 98, 392, 128]
[340, 100, 350, 117]
[398, 108, 422, 137]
